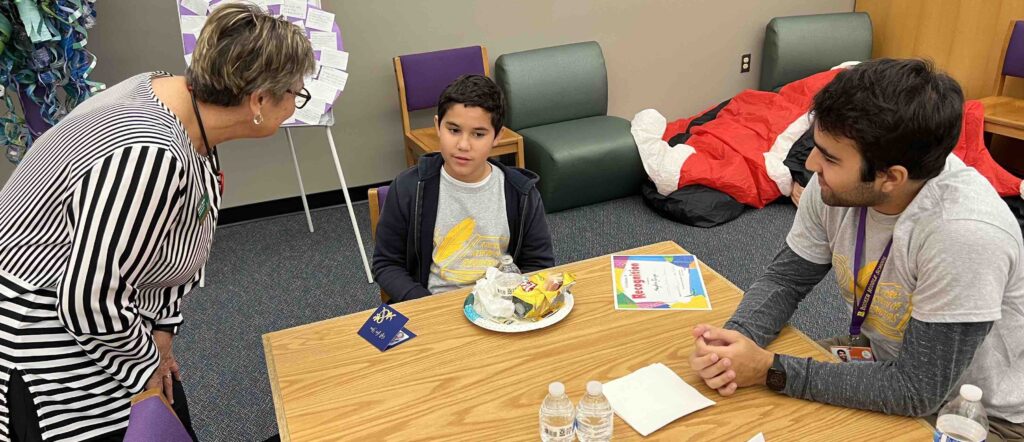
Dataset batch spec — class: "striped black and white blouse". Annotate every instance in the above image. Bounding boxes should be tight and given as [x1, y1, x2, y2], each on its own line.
[0, 72, 220, 441]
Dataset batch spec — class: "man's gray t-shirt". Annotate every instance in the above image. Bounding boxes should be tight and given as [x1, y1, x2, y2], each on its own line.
[427, 165, 509, 294]
[787, 155, 1024, 422]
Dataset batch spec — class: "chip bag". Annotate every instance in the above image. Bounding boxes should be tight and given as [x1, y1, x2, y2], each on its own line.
[512, 272, 576, 321]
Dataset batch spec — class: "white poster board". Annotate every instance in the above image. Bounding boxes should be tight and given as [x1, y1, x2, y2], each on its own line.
[176, 0, 349, 127]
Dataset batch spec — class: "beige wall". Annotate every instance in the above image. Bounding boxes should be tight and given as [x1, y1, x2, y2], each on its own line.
[0, 0, 854, 208]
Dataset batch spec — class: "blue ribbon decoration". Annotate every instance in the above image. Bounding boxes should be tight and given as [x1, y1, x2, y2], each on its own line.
[1, 0, 103, 164]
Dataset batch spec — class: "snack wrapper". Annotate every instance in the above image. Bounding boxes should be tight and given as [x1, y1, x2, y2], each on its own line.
[512, 272, 576, 321]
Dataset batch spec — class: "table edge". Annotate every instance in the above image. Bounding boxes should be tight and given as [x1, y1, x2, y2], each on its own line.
[263, 334, 292, 442]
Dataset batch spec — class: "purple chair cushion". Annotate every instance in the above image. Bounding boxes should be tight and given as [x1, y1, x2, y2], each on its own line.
[400, 46, 485, 111]
[125, 395, 192, 442]
[376, 186, 389, 214]
[1004, 21, 1024, 78]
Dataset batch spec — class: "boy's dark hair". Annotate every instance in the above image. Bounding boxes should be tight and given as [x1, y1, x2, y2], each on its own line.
[436, 74, 506, 138]
[812, 58, 964, 182]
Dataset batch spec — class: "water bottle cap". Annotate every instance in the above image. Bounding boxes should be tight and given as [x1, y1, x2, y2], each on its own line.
[960, 384, 983, 402]
[587, 381, 602, 395]
[500, 255, 514, 265]
[549, 382, 565, 396]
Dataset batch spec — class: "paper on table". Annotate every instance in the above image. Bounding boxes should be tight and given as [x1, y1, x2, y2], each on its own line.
[309, 31, 336, 50]
[319, 49, 349, 71]
[305, 8, 335, 31]
[318, 68, 348, 91]
[281, 0, 306, 18]
[292, 98, 327, 124]
[602, 363, 715, 437]
[748, 432, 766, 442]
[180, 16, 207, 34]
[180, 0, 208, 15]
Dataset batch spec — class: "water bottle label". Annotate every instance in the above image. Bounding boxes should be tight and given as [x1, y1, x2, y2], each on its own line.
[543, 424, 573, 438]
[933, 430, 985, 442]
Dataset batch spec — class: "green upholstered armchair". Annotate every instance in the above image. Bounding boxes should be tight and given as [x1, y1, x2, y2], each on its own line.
[759, 12, 873, 92]
[495, 41, 645, 213]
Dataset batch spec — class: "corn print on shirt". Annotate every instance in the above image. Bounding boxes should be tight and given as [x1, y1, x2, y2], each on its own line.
[428, 165, 509, 294]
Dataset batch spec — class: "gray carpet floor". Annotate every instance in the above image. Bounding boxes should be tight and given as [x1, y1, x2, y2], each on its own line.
[177, 195, 847, 441]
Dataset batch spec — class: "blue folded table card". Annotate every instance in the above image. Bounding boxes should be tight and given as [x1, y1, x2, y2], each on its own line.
[358, 303, 415, 351]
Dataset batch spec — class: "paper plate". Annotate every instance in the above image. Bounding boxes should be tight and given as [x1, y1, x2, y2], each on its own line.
[463, 292, 574, 333]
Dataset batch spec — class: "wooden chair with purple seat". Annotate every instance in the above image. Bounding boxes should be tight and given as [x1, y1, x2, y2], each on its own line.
[980, 20, 1024, 143]
[368, 186, 390, 303]
[393, 45, 525, 168]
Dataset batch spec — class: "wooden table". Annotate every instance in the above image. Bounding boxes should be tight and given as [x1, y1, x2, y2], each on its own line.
[263, 241, 933, 441]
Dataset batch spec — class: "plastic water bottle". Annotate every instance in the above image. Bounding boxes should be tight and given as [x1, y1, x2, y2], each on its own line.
[576, 381, 614, 442]
[497, 254, 522, 277]
[934, 384, 989, 442]
[539, 382, 575, 442]
[495, 255, 524, 299]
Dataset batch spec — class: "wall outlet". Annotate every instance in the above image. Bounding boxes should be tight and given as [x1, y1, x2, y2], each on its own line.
[741, 53, 751, 73]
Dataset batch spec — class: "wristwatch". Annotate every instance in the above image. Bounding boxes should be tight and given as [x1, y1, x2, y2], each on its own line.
[765, 354, 786, 392]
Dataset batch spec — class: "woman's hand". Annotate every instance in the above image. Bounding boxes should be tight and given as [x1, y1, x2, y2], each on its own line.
[145, 330, 181, 404]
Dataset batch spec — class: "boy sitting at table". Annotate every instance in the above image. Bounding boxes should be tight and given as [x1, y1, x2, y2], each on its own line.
[373, 75, 554, 303]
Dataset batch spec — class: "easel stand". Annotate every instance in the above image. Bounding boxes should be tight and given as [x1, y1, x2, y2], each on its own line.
[286, 126, 374, 284]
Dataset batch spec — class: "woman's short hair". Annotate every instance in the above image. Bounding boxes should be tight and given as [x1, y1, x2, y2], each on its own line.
[186, 3, 315, 107]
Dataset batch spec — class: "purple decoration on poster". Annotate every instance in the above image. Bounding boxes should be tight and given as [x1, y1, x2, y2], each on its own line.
[302, 19, 345, 117]
[182, 34, 197, 55]
[179, 2, 200, 58]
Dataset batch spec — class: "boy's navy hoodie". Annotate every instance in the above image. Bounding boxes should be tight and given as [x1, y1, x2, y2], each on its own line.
[372, 153, 555, 302]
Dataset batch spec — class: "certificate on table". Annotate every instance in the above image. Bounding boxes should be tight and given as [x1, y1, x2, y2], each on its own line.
[611, 254, 711, 310]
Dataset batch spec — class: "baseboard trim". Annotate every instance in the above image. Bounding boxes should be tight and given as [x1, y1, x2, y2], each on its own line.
[218, 180, 390, 225]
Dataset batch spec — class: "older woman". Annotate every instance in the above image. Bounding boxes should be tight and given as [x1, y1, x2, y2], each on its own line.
[0, 4, 313, 441]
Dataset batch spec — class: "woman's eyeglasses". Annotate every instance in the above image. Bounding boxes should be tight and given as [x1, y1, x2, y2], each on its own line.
[288, 87, 312, 109]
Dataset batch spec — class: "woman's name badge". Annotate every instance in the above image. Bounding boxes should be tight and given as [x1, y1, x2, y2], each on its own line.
[196, 194, 210, 222]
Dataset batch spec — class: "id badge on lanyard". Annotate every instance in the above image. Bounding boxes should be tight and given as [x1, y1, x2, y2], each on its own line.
[847, 207, 893, 354]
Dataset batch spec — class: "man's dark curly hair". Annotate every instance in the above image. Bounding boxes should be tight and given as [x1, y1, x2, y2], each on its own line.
[812, 58, 964, 182]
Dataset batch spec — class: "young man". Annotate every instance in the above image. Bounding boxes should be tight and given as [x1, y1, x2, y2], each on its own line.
[373, 75, 554, 302]
[688, 59, 1024, 437]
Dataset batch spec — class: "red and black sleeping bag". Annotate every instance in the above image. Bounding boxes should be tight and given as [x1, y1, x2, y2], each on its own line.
[632, 65, 1024, 228]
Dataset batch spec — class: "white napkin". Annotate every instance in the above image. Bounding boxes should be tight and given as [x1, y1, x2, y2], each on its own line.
[602, 363, 715, 437]
[473, 268, 514, 319]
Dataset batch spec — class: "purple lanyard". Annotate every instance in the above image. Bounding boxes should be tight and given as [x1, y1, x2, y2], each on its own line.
[851, 207, 894, 338]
